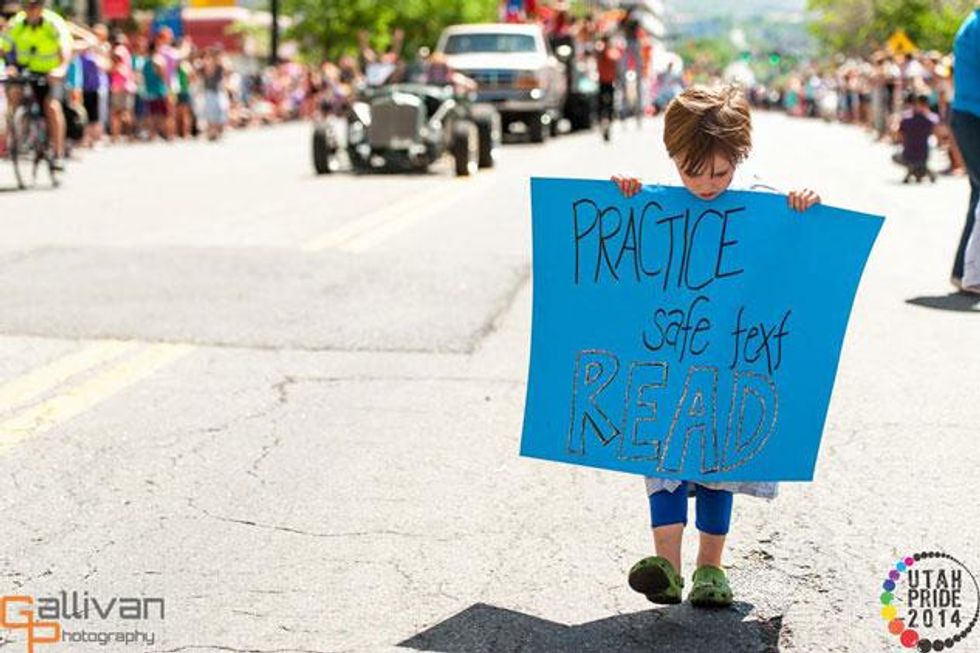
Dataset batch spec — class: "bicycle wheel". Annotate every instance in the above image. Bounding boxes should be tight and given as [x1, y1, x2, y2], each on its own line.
[31, 138, 47, 187]
[9, 106, 34, 190]
[33, 118, 59, 188]
[31, 149, 42, 187]
[45, 147, 60, 188]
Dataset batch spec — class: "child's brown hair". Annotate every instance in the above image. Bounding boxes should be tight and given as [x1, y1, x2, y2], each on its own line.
[663, 85, 752, 176]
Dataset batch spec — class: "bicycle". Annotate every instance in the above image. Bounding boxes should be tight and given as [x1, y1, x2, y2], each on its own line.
[2, 70, 61, 189]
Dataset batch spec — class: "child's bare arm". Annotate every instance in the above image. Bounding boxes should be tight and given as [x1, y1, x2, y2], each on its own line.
[787, 188, 821, 212]
[611, 174, 642, 197]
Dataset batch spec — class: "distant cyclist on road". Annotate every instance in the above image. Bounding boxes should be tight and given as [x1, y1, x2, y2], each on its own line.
[1, 0, 72, 170]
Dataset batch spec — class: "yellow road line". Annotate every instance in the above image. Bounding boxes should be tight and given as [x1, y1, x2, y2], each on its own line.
[0, 340, 139, 415]
[0, 343, 194, 451]
[341, 179, 487, 253]
[300, 177, 488, 253]
[300, 183, 448, 252]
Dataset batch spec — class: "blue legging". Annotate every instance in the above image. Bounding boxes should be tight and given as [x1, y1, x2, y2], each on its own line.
[649, 481, 733, 536]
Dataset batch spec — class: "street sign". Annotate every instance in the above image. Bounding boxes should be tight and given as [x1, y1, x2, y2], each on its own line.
[886, 30, 917, 55]
[188, 0, 238, 7]
[521, 178, 883, 482]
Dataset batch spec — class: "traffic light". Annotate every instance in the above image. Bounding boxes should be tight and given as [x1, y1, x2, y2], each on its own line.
[769, 52, 782, 66]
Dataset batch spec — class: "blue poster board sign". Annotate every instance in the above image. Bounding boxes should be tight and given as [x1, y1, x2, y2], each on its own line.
[520, 178, 883, 481]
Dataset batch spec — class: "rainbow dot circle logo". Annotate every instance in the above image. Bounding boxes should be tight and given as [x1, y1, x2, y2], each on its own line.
[880, 551, 980, 651]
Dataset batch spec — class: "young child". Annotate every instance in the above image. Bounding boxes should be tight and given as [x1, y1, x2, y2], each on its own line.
[611, 85, 821, 608]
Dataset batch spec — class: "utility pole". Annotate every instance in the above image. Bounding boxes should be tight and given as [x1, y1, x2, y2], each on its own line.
[269, 0, 279, 65]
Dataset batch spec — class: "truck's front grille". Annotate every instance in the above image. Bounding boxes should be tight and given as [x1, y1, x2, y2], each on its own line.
[465, 69, 518, 89]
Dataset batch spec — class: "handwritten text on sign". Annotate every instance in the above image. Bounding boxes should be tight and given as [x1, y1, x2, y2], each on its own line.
[520, 178, 883, 482]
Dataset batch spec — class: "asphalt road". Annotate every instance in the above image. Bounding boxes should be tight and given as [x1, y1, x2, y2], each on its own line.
[0, 112, 977, 653]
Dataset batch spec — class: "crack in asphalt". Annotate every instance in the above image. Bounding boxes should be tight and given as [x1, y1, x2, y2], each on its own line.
[244, 378, 294, 482]
[0, 330, 477, 355]
[266, 374, 522, 386]
[184, 497, 457, 542]
[147, 646, 332, 653]
[467, 265, 530, 355]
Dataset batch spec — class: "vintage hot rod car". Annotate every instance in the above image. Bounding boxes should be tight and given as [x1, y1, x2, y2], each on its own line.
[312, 84, 501, 176]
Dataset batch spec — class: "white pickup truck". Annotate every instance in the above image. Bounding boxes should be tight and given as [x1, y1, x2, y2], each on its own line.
[435, 23, 567, 143]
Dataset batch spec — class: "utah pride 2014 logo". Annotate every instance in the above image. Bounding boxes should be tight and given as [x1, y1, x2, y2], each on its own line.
[880, 551, 980, 651]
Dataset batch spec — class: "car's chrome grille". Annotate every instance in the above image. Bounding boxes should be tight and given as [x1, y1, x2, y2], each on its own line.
[368, 103, 420, 147]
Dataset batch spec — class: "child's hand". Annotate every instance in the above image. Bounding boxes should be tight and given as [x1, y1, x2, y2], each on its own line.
[787, 188, 821, 212]
[612, 174, 643, 198]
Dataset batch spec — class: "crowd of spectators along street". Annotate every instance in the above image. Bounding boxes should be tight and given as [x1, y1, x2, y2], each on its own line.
[1, 0, 665, 157]
[13, 2, 956, 178]
[0, 8, 321, 154]
[311, 4, 659, 120]
[746, 49, 961, 177]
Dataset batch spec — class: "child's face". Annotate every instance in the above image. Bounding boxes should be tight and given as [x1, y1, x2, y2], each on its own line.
[673, 152, 736, 201]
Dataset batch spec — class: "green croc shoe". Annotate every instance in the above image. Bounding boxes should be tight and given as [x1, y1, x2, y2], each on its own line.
[628, 556, 684, 605]
[688, 565, 733, 608]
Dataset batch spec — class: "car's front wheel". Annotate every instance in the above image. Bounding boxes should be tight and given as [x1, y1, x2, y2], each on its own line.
[528, 112, 549, 143]
[474, 111, 501, 169]
[567, 95, 595, 131]
[452, 120, 479, 177]
[312, 124, 338, 175]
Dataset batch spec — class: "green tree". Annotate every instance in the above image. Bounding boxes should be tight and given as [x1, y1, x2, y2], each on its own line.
[284, 0, 497, 63]
[133, 0, 173, 10]
[674, 36, 739, 77]
[807, 0, 974, 55]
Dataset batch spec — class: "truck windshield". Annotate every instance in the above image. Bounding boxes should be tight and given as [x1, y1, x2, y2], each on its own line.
[443, 33, 537, 54]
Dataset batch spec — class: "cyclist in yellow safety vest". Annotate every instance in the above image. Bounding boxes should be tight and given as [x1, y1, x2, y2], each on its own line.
[1, 0, 72, 169]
